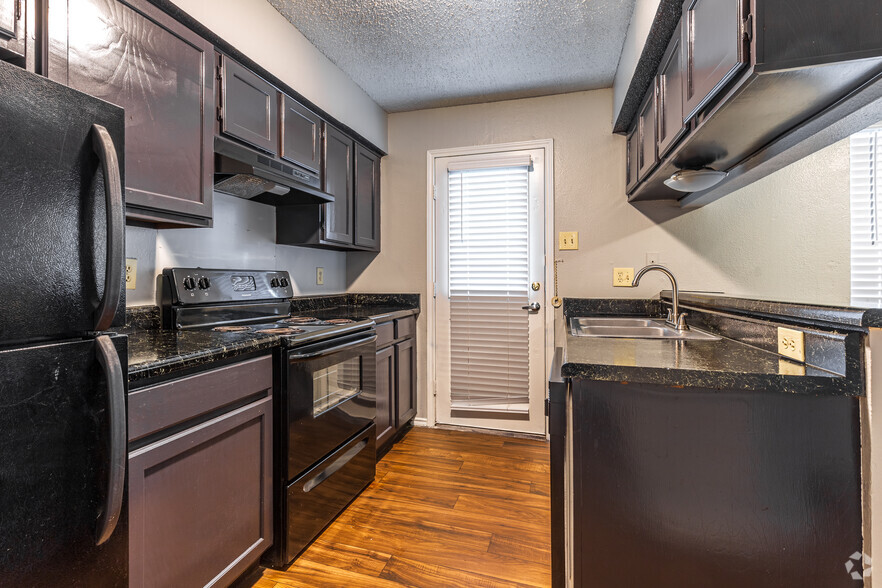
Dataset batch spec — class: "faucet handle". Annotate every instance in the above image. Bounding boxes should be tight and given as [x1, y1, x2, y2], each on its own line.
[665, 308, 673, 323]
[675, 313, 689, 331]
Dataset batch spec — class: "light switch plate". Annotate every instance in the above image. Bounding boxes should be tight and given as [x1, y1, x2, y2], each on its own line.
[613, 267, 634, 287]
[316, 267, 324, 285]
[125, 258, 137, 290]
[777, 327, 805, 362]
[559, 231, 578, 250]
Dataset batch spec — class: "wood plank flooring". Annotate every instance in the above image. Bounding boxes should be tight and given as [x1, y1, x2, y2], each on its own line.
[253, 427, 551, 587]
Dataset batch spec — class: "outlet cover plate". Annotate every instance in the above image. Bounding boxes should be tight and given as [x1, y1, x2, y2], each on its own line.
[559, 231, 578, 250]
[125, 258, 137, 290]
[777, 327, 805, 362]
[613, 267, 634, 287]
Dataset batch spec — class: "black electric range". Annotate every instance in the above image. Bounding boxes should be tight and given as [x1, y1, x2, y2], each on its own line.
[159, 268, 378, 569]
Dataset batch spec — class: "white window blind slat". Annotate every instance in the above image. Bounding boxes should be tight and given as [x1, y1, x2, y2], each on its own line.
[448, 165, 531, 413]
[851, 127, 882, 308]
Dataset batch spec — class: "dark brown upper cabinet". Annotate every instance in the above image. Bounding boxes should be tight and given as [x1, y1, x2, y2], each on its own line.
[625, 125, 639, 194]
[280, 93, 321, 174]
[48, 0, 214, 227]
[636, 79, 659, 182]
[0, 0, 27, 66]
[625, 0, 882, 204]
[354, 143, 380, 251]
[322, 122, 355, 245]
[217, 53, 278, 156]
[681, 0, 749, 122]
[657, 20, 687, 158]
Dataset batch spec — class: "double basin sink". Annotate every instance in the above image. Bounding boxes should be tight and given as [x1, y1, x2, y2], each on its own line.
[569, 317, 720, 341]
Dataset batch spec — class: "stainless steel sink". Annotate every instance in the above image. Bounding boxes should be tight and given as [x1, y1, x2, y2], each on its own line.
[568, 317, 720, 341]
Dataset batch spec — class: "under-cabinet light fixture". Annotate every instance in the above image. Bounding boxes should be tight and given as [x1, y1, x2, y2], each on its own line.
[663, 168, 728, 192]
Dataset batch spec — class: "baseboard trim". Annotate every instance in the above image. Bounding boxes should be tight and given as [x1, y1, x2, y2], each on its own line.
[413, 417, 428, 427]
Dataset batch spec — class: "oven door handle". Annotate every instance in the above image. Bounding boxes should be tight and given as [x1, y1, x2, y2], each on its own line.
[302, 438, 370, 493]
[288, 333, 377, 360]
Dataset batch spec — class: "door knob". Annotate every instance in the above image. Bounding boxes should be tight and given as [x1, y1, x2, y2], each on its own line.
[522, 302, 541, 312]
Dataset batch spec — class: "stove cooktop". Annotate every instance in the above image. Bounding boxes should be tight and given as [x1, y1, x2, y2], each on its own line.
[205, 315, 374, 348]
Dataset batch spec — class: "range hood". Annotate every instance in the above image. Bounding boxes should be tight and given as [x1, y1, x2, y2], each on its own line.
[213, 136, 334, 206]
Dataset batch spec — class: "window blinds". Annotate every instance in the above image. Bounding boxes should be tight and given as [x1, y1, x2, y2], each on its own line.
[850, 127, 882, 308]
[447, 165, 531, 414]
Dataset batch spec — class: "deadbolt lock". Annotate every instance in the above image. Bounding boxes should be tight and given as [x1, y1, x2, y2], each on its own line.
[531, 282, 541, 291]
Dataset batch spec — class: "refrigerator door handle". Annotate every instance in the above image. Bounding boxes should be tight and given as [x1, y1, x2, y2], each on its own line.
[95, 335, 126, 546]
[91, 124, 124, 332]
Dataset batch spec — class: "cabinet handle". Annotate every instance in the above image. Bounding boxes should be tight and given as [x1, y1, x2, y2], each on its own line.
[91, 124, 124, 332]
[95, 335, 126, 545]
[14, 0, 20, 21]
[303, 438, 369, 492]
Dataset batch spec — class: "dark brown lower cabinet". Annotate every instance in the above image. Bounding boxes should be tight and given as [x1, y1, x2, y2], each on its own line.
[128, 356, 273, 588]
[568, 378, 862, 587]
[375, 315, 417, 454]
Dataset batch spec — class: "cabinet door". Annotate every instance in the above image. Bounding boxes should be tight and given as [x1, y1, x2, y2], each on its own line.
[354, 143, 380, 250]
[218, 54, 278, 156]
[625, 125, 639, 194]
[376, 345, 396, 449]
[682, 0, 749, 122]
[637, 80, 659, 181]
[129, 396, 273, 588]
[657, 20, 687, 158]
[48, 0, 214, 225]
[395, 338, 416, 426]
[280, 93, 321, 174]
[322, 123, 354, 245]
[0, 0, 26, 64]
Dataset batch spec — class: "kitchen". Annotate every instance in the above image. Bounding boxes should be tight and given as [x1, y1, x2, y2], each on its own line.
[1, 0, 881, 586]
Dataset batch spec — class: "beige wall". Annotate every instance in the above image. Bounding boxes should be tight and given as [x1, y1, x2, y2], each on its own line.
[347, 88, 851, 418]
[170, 0, 388, 151]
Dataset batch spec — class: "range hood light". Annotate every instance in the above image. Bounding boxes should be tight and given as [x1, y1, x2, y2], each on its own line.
[663, 168, 728, 192]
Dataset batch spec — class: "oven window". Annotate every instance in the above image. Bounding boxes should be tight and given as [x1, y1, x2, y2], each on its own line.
[313, 356, 362, 415]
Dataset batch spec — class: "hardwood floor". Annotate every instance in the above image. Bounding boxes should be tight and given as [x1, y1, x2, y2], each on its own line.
[253, 427, 551, 588]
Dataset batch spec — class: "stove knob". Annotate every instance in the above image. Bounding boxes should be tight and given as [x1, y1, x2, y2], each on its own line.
[280, 278, 289, 288]
[270, 278, 281, 288]
[198, 277, 211, 290]
[182, 277, 196, 290]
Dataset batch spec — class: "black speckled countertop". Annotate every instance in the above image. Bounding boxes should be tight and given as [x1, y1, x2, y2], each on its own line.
[560, 296, 865, 397]
[123, 294, 419, 385]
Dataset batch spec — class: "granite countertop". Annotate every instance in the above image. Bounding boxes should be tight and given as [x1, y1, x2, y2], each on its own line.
[124, 294, 420, 384]
[560, 297, 863, 397]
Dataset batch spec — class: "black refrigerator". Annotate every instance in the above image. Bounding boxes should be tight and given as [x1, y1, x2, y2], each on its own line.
[0, 60, 128, 586]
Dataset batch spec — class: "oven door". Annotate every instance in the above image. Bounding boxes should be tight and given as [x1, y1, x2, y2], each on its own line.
[284, 330, 377, 480]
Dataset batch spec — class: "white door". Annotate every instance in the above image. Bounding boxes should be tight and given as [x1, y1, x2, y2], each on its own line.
[433, 147, 547, 435]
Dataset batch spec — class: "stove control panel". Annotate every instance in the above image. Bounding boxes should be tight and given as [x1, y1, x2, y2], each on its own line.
[161, 268, 294, 305]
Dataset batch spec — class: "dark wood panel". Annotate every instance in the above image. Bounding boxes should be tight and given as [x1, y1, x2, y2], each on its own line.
[625, 125, 639, 194]
[572, 379, 862, 587]
[253, 427, 550, 588]
[375, 321, 395, 348]
[376, 345, 395, 449]
[657, 20, 686, 157]
[637, 79, 659, 181]
[322, 122, 354, 245]
[280, 93, 321, 173]
[681, 0, 748, 121]
[128, 355, 272, 442]
[219, 53, 278, 155]
[48, 0, 214, 225]
[394, 316, 414, 340]
[395, 338, 416, 426]
[354, 143, 380, 250]
[130, 395, 273, 588]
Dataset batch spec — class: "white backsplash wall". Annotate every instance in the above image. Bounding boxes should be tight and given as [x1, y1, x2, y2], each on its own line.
[125, 193, 345, 306]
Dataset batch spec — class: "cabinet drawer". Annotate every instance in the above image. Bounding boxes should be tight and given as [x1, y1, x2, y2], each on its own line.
[395, 316, 415, 340]
[376, 321, 394, 348]
[128, 355, 272, 442]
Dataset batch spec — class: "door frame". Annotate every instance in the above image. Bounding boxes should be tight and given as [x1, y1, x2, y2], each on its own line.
[424, 139, 555, 433]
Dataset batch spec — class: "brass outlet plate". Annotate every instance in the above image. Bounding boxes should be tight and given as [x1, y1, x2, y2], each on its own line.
[613, 267, 634, 287]
[777, 327, 805, 362]
[125, 258, 137, 290]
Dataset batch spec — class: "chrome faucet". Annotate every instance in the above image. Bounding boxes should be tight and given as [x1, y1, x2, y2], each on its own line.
[631, 264, 688, 331]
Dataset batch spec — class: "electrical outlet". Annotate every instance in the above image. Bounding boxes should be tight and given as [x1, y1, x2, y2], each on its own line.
[125, 258, 137, 290]
[613, 267, 634, 287]
[316, 267, 324, 285]
[559, 231, 579, 250]
[777, 327, 805, 362]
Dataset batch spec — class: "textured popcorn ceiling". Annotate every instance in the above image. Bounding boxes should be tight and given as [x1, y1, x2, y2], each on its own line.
[266, 0, 636, 112]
